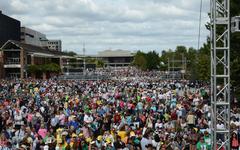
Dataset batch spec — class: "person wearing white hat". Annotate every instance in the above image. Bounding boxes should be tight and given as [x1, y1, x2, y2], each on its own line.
[43, 144, 49, 150]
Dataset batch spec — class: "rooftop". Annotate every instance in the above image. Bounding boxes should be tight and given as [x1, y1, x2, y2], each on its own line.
[97, 49, 134, 57]
[1, 40, 69, 57]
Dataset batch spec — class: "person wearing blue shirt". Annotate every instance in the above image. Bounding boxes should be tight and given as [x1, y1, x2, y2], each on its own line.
[170, 96, 177, 109]
[68, 116, 79, 130]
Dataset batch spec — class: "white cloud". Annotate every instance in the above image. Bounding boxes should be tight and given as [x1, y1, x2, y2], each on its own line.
[0, 0, 210, 54]
[10, 0, 29, 13]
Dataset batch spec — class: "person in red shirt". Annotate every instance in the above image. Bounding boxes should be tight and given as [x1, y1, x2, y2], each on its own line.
[231, 132, 239, 150]
[171, 110, 178, 121]
[0, 133, 9, 147]
[113, 111, 121, 124]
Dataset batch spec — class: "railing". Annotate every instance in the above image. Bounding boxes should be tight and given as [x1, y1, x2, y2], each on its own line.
[5, 58, 20, 64]
[6, 73, 21, 79]
[58, 72, 110, 80]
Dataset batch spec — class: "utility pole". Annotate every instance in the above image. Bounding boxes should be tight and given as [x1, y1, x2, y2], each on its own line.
[167, 58, 170, 79]
[184, 56, 187, 79]
[181, 53, 185, 79]
[211, 0, 230, 149]
[83, 43, 86, 78]
[66, 59, 69, 76]
[172, 54, 174, 79]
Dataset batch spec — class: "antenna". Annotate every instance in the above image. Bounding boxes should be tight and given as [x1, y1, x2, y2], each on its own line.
[197, 0, 203, 50]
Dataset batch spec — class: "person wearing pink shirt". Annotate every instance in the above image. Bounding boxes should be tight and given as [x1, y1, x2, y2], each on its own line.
[38, 124, 47, 139]
[27, 113, 33, 124]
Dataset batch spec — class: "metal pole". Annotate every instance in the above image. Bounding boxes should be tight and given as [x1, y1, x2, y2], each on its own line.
[181, 53, 184, 79]
[83, 43, 86, 78]
[67, 59, 69, 76]
[172, 54, 175, 79]
[184, 56, 187, 79]
[168, 58, 170, 79]
[198, 0, 203, 51]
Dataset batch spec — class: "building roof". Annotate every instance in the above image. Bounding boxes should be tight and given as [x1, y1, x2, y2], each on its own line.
[1, 40, 68, 57]
[97, 49, 134, 57]
[21, 26, 47, 37]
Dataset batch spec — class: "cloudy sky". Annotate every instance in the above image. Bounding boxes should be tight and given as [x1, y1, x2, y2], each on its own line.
[1, 0, 210, 54]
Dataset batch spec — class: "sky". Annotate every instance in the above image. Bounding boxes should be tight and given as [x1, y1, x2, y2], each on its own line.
[0, 0, 210, 55]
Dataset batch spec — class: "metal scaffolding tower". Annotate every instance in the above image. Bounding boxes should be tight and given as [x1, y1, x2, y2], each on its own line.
[167, 54, 187, 79]
[210, 0, 230, 149]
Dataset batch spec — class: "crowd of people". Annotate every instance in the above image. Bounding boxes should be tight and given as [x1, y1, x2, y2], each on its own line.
[0, 69, 239, 150]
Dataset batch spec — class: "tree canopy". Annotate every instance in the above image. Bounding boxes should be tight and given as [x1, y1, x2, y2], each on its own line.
[132, 50, 159, 71]
[27, 63, 61, 74]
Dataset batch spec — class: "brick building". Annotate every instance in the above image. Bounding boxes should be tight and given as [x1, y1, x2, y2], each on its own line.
[0, 40, 68, 79]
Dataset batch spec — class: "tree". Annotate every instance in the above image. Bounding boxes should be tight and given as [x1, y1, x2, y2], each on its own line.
[27, 63, 61, 79]
[132, 51, 147, 70]
[96, 60, 104, 68]
[43, 63, 61, 73]
[160, 49, 178, 72]
[27, 65, 39, 74]
[176, 46, 187, 54]
[186, 47, 198, 80]
[199, 42, 210, 56]
[85, 57, 96, 63]
[197, 54, 210, 81]
[146, 51, 160, 70]
[63, 51, 77, 56]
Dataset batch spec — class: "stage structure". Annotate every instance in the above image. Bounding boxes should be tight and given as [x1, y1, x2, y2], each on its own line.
[210, 0, 231, 149]
[167, 54, 187, 79]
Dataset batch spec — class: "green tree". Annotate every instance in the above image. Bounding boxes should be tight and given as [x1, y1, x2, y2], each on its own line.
[63, 51, 77, 56]
[27, 65, 39, 74]
[176, 46, 187, 54]
[160, 49, 178, 72]
[146, 51, 160, 70]
[186, 47, 198, 80]
[229, 1, 240, 97]
[44, 63, 61, 73]
[132, 51, 147, 70]
[199, 42, 210, 55]
[27, 63, 61, 77]
[197, 54, 210, 81]
[96, 60, 104, 68]
[85, 57, 96, 63]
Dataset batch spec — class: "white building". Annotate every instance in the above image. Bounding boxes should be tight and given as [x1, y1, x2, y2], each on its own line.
[20, 27, 62, 51]
[231, 16, 240, 32]
[20, 27, 47, 47]
[47, 40, 62, 51]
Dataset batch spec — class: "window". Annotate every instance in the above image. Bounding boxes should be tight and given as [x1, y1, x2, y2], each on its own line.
[238, 20, 240, 30]
[26, 33, 34, 38]
[233, 22, 236, 27]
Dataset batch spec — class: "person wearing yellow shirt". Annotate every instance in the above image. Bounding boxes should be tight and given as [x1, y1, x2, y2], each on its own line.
[117, 126, 127, 142]
[56, 128, 63, 146]
[70, 133, 78, 149]
[164, 113, 170, 121]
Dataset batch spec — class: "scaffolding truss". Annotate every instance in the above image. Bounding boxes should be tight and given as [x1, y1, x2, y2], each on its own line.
[210, 0, 231, 149]
[167, 54, 187, 79]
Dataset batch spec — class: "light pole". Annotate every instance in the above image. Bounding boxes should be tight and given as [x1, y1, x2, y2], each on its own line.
[66, 59, 69, 76]
[83, 43, 86, 78]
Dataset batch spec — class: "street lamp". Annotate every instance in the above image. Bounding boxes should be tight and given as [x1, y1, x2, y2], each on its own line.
[66, 60, 69, 76]
[83, 43, 86, 78]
